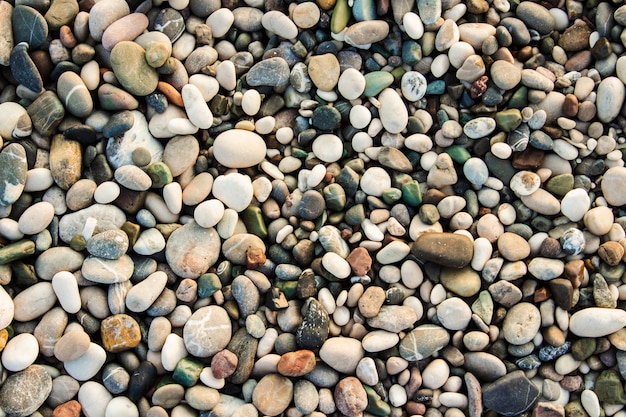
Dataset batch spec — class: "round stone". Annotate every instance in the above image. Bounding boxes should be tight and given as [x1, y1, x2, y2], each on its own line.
[312, 134, 343, 163]
[1, 333, 39, 372]
[183, 306, 232, 357]
[165, 222, 221, 278]
[502, 302, 541, 345]
[212, 129, 267, 168]
[0, 365, 52, 417]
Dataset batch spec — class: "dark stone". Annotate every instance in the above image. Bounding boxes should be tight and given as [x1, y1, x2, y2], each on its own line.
[12, 5, 49, 49]
[154, 8, 185, 42]
[128, 361, 157, 402]
[103, 111, 135, 138]
[226, 328, 258, 385]
[538, 342, 570, 362]
[483, 371, 540, 416]
[10, 42, 44, 94]
[64, 124, 98, 145]
[296, 298, 330, 350]
[299, 190, 326, 220]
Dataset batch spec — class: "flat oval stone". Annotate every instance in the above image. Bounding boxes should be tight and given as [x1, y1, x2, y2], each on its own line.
[601, 166, 626, 206]
[101, 13, 149, 51]
[516, 1, 554, 35]
[344, 20, 389, 46]
[64, 343, 107, 381]
[212, 129, 266, 168]
[1, 333, 39, 372]
[88, 0, 129, 41]
[182, 83, 213, 129]
[308, 54, 340, 91]
[54, 330, 91, 362]
[411, 232, 473, 268]
[502, 302, 541, 345]
[165, 221, 220, 278]
[110, 41, 159, 96]
[464, 117, 496, 139]
[401, 71, 427, 101]
[399, 324, 450, 361]
[12, 6, 48, 49]
[51, 271, 81, 314]
[212, 173, 253, 212]
[81, 254, 134, 284]
[222, 233, 265, 264]
[183, 305, 232, 357]
[13, 282, 57, 322]
[0, 365, 52, 417]
[319, 337, 364, 374]
[86, 229, 129, 260]
[312, 134, 343, 163]
[569, 308, 626, 337]
[57, 71, 93, 117]
[378, 88, 408, 134]
[18, 201, 54, 235]
[252, 374, 293, 416]
[597, 77, 625, 123]
[246, 57, 290, 87]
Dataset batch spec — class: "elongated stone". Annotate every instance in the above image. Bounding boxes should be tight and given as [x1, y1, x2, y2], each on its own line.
[411, 232, 473, 268]
[50, 134, 82, 190]
[0, 143, 27, 206]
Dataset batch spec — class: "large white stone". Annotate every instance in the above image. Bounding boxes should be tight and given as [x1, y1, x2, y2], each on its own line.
[212, 173, 253, 212]
[212, 129, 267, 168]
[569, 308, 626, 337]
[597, 77, 625, 123]
[378, 88, 408, 134]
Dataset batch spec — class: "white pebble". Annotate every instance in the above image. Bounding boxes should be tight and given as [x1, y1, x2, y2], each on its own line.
[1, 333, 39, 372]
[94, 181, 121, 204]
[194, 199, 225, 228]
[52, 271, 81, 313]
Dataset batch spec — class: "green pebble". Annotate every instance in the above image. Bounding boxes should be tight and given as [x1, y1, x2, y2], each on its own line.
[401, 41, 422, 66]
[121, 221, 141, 247]
[407, 116, 426, 134]
[323, 183, 347, 211]
[595, 370, 626, 404]
[445, 145, 471, 164]
[132, 147, 152, 167]
[508, 86, 528, 109]
[571, 338, 596, 361]
[345, 204, 366, 226]
[425, 80, 445, 95]
[291, 148, 309, 159]
[146, 162, 173, 188]
[564, 401, 587, 417]
[197, 273, 222, 298]
[311, 105, 342, 131]
[11, 261, 37, 285]
[382, 188, 402, 205]
[599, 263, 625, 283]
[330, 0, 350, 33]
[401, 180, 422, 206]
[241, 206, 268, 239]
[390, 67, 406, 84]
[70, 233, 87, 251]
[544, 174, 574, 197]
[364, 385, 391, 417]
[274, 280, 298, 300]
[419, 204, 440, 225]
[495, 109, 522, 132]
[0, 240, 35, 265]
[363, 71, 394, 97]
[173, 358, 203, 387]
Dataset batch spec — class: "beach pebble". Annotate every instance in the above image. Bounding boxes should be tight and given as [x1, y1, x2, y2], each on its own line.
[212, 130, 266, 168]
[0, 365, 52, 417]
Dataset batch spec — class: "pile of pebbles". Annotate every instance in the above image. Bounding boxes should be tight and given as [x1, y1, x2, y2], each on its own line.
[3, 0, 626, 416]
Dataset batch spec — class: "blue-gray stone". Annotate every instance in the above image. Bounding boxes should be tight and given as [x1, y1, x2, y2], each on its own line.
[352, 0, 377, 21]
[10, 42, 43, 93]
[538, 342, 571, 362]
[12, 5, 48, 49]
[247, 57, 290, 87]
[0, 143, 28, 206]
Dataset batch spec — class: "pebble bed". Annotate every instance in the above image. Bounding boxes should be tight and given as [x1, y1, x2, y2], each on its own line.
[3, 0, 626, 416]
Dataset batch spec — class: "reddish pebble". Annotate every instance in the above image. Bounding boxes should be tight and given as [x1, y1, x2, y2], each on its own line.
[277, 350, 316, 377]
[334, 377, 367, 417]
[53, 400, 81, 417]
[346, 247, 372, 276]
[562, 94, 579, 117]
[211, 349, 238, 379]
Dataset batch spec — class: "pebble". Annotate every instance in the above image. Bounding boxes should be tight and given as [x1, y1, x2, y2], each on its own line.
[183, 306, 232, 357]
[319, 337, 364, 374]
[165, 221, 220, 278]
[212, 129, 266, 169]
[0, 365, 52, 417]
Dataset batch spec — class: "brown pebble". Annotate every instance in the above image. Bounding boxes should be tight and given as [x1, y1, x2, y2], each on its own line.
[598, 241, 625, 266]
[246, 247, 266, 269]
[211, 349, 238, 379]
[562, 94, 579, 117]
[157, 81, 184, 107]
[534, 287, 551, 303]
[100, 314, 142, 353]
[53, 400, 81, 417]
[548, 278, 574, 311]
[539, 237, 562, 258]
[558, 19, 592, 51]
[358, 286, 385, 318]
[59, 26, 77, 48]
[543, 325, 566, 347]
[577, 101, 597, 122]
[532, 402, 565, 417]
[346, 247, 372, 276]
[334, 377, 367, 417]
[406, 402, 426, 415]
[277, 349, 316, 377]
[564, 259, 585, 288]
[560, 375, 583, 392]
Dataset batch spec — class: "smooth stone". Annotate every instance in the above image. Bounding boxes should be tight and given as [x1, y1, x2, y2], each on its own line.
[491, 60, 521, 90]
[51, 271, 81, 313]
[54, 330, 90, 362]
[319, 337, 364, 374]
[401, 71, 427, 101]
[361, 331, 400, 353]
[101, 13, 149, 50]
[367, 305, 418, 332]
[0, 365, 52, 417]
[0, 2, 12, 66]
[222, 233, 265, 264]
[440, 266, 481, 297]
[100, 314, 141, 353]
[114, 165, 151, 191]
[561, 188, 590, 222]
[483, 371, 540, 416]
[520, 189, 561, 215]
[183, 306, 232, 357]
[182, 83, 213, 129]
[308, 54, 340, 91]
[0, 285, 13, 329]
[110, 41, 159, 96]
[206, 8, 234, 37]
[252, 374, 293, 416]
[596, 77, 624, 123]
[569, 308, 626, 337]
[57, 71, 93, 117]
[1, 333, 39, 372]
[515, 1, 555, 35]
[17, 201, 54, 235]
[436, 297, 472, 330]
[502, 302, 541, 345]
[12, 6, 48, 49]
[13, 282, 56, 321]
[463, 117, 496, 139]
[411, 232, 473, 268]
[0, 143, 27, 206]
[334, 377, 367, 417]
[399, 324, 450, 361]
[64, 343, 107, 381]
[212, 173, 253, 212]
[86, 229, 129, 260]
[345, 20, 389, 46]
[312, 134, 343, 163]
[81, 254, 134, 284]
[262, 10, 298, 39]
[212, 129, 267, 169]
[378, 88, 408, 134]
[165, 222, 220, 278]
[246, 57, 290, 87]
[601, 167, 626, 206]
[338, 68, 365, 100]
[88, 0, 129, 41]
